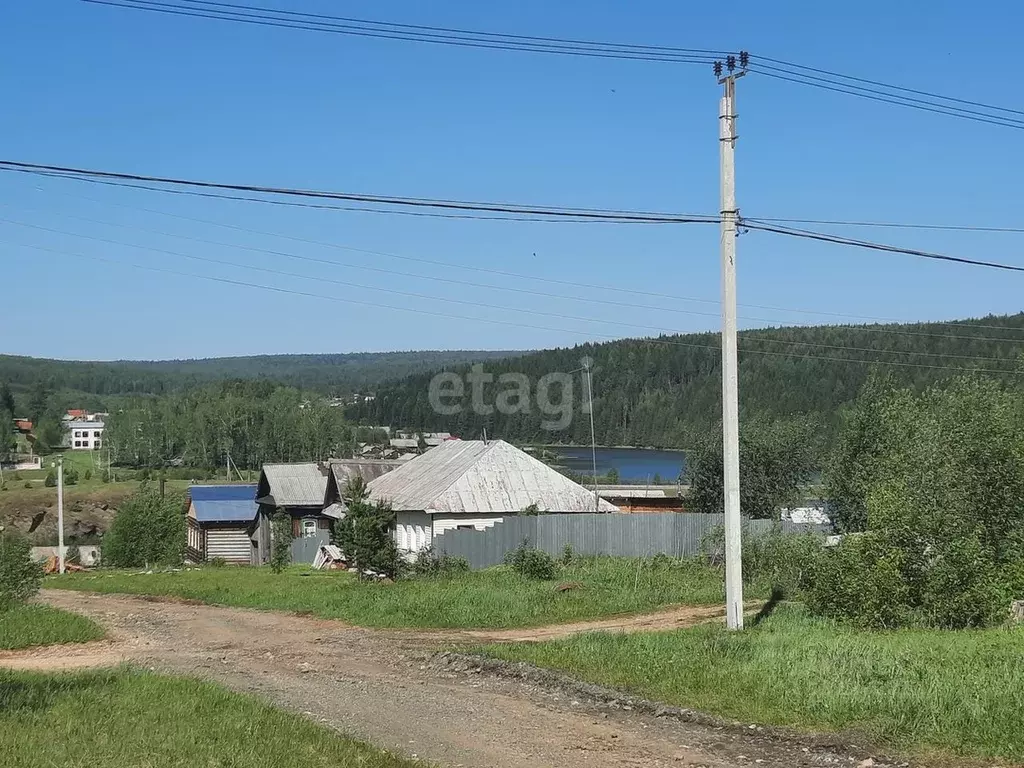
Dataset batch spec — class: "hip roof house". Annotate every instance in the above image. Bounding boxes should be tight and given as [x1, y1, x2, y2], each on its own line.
[366, 439, 618, 554]
[185, 484, 258, 565]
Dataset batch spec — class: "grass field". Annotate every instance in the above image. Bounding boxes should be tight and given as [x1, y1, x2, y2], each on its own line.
[482, 605, 1024, 762]
[47, 558, 738, 629]
[0, 668, 422, 768]
[0, 604, 105, 651]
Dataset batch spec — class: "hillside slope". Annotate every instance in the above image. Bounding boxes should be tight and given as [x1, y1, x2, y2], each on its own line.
[356, 314, 1024, 447]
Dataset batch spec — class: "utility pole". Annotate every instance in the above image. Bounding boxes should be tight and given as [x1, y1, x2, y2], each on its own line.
[583, 357, 599, 512]
[56, 455, 65, 575]
[715, 52, 748, 630]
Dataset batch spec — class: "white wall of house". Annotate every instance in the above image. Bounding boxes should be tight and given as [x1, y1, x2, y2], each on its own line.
[67, 422, 104, 450]
[395, 510, 433, 553]
[205, 527, 253, 564]
[432, 515, 504, 536]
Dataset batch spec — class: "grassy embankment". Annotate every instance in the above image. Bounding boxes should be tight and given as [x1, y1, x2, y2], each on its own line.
[48, 557, 741, 629]
[0, 669, 422, 768]
[0, 605, 105, 651]
[483, 604, 1024, 763]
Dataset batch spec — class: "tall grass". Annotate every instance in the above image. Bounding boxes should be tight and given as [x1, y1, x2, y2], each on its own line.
[0, 669, 421, 767]
[48, 557, 736, 629]
[0, 605, 104, 651]
[483, 605, 1024, 762]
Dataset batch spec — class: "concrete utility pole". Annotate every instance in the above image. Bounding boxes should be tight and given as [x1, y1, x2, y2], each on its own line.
[715, 53, 747, 630]
[56, 455, 65, 575]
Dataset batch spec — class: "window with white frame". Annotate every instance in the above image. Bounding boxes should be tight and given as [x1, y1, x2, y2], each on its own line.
[397, 524, 407, 550]
[301, 519, 318, 538]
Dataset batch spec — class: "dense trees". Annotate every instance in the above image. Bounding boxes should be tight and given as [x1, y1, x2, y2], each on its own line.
[104, 381, 354, 470]
[686, 417, 821, 519]
[101, 485, 186, 568]
[359, 313, 1024, 447]
[812, 376, 1024, 628]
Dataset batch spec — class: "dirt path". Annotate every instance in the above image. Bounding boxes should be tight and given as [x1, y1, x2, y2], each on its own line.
[0, 590, 904, 768]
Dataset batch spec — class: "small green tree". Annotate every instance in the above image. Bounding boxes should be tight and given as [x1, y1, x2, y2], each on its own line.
[270, 511, 292, 574]
[102, 484, 186, 568]
[606, 467, 620, 484]
[333, 477, 401, 579]
[0, 532, 44, 611]
[687, 417, 820, 519]
[63, 465, 79, 486]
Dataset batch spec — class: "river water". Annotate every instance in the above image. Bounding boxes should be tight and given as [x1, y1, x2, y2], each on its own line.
[546, 446, 687, 483]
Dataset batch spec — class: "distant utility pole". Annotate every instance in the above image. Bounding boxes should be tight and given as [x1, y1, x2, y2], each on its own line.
[715, 52, 748, 630]
[56, 455, 65, 575]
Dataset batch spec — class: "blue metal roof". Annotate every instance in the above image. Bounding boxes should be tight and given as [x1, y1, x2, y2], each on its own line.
[189, 484, 258, 523]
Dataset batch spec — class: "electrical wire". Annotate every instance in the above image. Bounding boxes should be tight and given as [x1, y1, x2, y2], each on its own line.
[4, 213, 1021, 370]
[15, 186, 1024, 345]
[83, 0, 1024, 129]
[10, 234, 1021, 376]
[82, 0, 722, 64]
[0, 160, 715, 224]
[743, 219, 1024, 273]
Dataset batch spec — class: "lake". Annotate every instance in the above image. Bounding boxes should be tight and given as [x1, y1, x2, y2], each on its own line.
[546, 446, 687, 483]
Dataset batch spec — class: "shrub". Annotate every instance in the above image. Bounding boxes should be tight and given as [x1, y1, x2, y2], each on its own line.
[701, 524, 824, 598]
[561, 543, 575, 567]
[807, 532, 912, 629]
[65, 544, 81, 566]
[63, 466, 79, 486]
[83, 469, 92, 481]
[44, 471, 56, 488]
[270, 512, 292, 574]
[505, 542, 558, 580]
[0, 532, 43, 611]
[101, 471, 110, 483]
[102, 485, 186, 568]
[410, 547, 470, 578]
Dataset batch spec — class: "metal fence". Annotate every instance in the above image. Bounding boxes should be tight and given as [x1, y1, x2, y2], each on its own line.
[432, 513, 829, 569]
[290, 531, 330, 564]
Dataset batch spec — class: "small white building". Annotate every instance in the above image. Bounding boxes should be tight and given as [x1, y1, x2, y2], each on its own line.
[67, 420, 104, 450]
[366, 439, 618, 555]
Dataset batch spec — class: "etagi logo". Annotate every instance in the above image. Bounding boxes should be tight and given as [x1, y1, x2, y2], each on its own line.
[427, 357, 594, 431]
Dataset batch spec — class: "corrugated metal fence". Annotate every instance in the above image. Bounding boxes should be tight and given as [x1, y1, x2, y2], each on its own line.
[433, 513, 828, 569]
[290, 531, 330, 564]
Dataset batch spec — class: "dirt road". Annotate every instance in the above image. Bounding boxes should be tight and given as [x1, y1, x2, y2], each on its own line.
[1, 591, 901, 768]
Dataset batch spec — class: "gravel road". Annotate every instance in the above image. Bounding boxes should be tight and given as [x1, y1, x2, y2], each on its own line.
[0, 590, 909, 768]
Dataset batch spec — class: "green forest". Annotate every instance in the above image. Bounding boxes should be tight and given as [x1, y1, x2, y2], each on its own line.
[355, 313, 1024, 447]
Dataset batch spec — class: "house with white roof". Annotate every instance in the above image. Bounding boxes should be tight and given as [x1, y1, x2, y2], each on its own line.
[366, 439, 618, 555]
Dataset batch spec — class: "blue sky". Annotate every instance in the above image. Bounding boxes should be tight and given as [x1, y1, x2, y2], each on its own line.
[2, 0, 1022, 360]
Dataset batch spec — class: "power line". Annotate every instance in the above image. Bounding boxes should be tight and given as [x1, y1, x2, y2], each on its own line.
[5, 213, 1021, 370]
[83, 0, 723, 64]
[7, 235, 1020, 377]
[750, 215, 1024, 235]
[84, 0, 1024, 129]
[743, 219, 1024, 273]
[20, 195, 1024, 348]
[14, 160, 1024, 335]
[0, 160, 717, 224]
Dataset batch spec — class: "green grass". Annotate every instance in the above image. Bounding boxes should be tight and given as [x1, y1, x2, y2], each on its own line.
[0, 668, 423, 768]
[482, 605, 1024, 762]
[47, 557, 735, 629]
[0, 604, 105, 651]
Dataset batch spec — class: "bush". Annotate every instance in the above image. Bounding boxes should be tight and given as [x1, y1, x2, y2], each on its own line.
[83, 469, 92, 481]
[101, 471, 110, 483]
[410, 547, 470, 578]
[63, 466, 79, 486]
[65, 544, 81, 566]
[270, 512, 292, 574]
[0, 533, 43, 611]
[505, 542, 558, 580]
[561, 543, 575, 567]
[701, 524, 824, 599]
[44, 471, 56, 488]
[102, 485, 186, 568]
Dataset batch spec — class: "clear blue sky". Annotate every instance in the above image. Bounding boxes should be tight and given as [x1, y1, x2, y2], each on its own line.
[2, 0, 1022, 360]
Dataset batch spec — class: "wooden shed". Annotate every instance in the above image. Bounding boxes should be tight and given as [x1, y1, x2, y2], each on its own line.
[185, 484, 259, 565]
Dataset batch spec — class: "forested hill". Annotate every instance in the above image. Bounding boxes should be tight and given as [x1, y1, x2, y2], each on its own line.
[0, 350, 518, 401]
[355, 313, 1024, 448]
